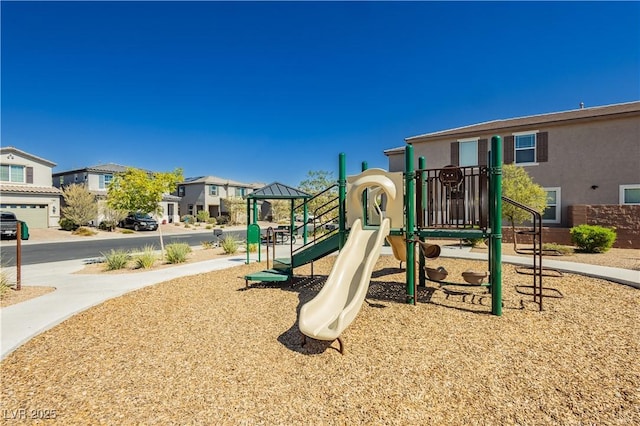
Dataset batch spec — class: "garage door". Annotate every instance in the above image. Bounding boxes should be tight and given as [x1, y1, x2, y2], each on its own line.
[0, 204, 48, 229]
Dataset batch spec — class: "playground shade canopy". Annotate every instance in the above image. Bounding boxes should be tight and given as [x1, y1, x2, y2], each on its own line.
[246, 182, 311, 200]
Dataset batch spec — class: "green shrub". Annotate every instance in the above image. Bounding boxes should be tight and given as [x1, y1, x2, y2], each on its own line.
[205, 225, 212, 230]
[247, 243, 258, 253]
[134, 245, 157, 269]
[59, 217, 78, 231]
[462, 237, 485, 247]
[221, 236, 239, 254]
[165, 243, 192, 264]
[120, 229, 134, 234]
[207, 217, 217, 225]
[181, 215, 195, 224]
[72, 226, 97, 236]
[570, 225, 617, 253]
[196, 210, 210, 223]
[102, 249, 130, 270]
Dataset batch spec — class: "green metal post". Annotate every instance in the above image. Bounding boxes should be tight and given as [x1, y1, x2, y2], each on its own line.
[338, 153, 347, 250]
[303, 202, 308, 245]
[405, 145, 416, 304]
[253, 199, 258, 225]
[490, 136, 503, 316]
[418, 156, 426, 287]
[361, 161, 368, 226]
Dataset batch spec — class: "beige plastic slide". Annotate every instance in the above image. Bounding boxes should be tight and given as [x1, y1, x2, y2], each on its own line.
[298, 217, 390, 342]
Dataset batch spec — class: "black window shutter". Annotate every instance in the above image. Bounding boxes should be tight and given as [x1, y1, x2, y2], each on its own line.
[450, 142, 459, 166]
[26, 167, 34, 184]
[478, 139, 488, 166]
[536, 132, 548, 162]
[503, 136, 514, 164]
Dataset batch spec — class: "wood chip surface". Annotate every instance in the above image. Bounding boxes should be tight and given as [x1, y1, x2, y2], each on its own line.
[1, 256, 638, 424]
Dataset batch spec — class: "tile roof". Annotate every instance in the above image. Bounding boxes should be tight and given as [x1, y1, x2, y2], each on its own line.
[0, 185, 62, 194]
[182, 175, 261, 188]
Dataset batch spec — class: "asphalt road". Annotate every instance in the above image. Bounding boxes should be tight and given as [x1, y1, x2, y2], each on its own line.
[0, 230, 246, 266]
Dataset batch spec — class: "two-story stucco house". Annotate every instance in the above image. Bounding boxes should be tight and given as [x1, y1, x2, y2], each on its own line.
[176, 176, 264, 219]
[53, 163, 181, 224]
[0, 147, 62, 228]
[384, 101, 640, 247]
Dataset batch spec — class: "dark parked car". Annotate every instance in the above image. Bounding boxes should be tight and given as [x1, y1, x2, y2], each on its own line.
[118, 213, 158, 231]
[0, 211, 29, 240]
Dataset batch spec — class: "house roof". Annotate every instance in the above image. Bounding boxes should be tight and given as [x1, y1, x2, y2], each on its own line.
[181, 175, 262, 189]
[0, 184, 62, 195]
[384, 100, 640, 155]
[52, 163, 145, 176]
[0, 146, 57, 167]
[246, 182, 311, 200]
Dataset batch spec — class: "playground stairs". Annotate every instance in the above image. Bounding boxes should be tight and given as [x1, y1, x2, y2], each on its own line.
[273, 232, 342, 273]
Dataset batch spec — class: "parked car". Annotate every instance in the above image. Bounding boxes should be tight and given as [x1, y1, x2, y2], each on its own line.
[118, 213, 158, 231]
[0, 211, 29, 240]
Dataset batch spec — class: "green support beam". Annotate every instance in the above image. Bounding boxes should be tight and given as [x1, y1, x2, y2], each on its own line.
[338, 153, 347, 250]
[490, 136, 503, 316]
[405, 145, 416, 304]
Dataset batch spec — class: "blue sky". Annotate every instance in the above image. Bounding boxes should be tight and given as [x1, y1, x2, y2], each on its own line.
[2, 1, 639, 187]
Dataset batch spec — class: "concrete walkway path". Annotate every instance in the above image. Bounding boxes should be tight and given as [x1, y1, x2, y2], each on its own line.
[1, 246, 638, 360]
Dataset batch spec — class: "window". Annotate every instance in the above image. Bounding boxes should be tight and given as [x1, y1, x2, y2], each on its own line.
[542, 187, 561, 224]
[514, 132, 537, 164]
[620, 185, 640, 205]
[178, 185, 185, 196]
[458, 139, 478, 167]
[209, 185, 218, 196]
[99, 174, 113, 189]
[0, 165, 25, 183]
[188, 204, 194, 215]
[235, 187, 246, 197]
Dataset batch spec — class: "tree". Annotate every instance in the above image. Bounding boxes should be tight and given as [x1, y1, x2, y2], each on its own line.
[501, 164, 547, 248]
[107, 167, 183, 253]
[270, 200, 291, 223]
[61, 184, 98, 227]
[221, 197, 245, 225]
[298, 170, 337, 221]
[100, 205, 128, 231]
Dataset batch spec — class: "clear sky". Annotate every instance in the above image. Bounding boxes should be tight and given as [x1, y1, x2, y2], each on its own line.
[2, 1, 639, 187]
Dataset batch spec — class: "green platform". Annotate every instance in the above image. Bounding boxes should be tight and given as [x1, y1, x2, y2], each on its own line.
[244, 269, 290, 287]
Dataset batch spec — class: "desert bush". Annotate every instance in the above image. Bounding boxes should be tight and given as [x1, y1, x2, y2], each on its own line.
[543, 243, 574, 255]
[196, 210, 210, 223]
[165, 243, 192, 264]
[72, 226, 97, 236]
[134, 245, 157, 269]
[181, 215, 195, 224]
[570, 225, 616, 253]
[201, 241, 215, 250]
[216, 215, 230, 225]
[99, 220, 117, 231]
[102, 249, 130, 271]
[221, 236, 239, 254]
[120, 229, 134, 234]
[207, 217, 217, 225]
[0, 269, 13, 299]
[59, 217, 78, 231]
[247, 243, 258, 253]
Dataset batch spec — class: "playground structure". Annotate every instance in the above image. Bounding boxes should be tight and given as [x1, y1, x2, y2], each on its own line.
[244, 136, 552, 352]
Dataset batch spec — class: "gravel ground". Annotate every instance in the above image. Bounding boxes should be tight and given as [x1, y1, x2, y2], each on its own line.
[1, 255, 638, 424]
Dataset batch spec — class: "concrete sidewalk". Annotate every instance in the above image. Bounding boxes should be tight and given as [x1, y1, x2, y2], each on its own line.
[1, 246, 638, 360]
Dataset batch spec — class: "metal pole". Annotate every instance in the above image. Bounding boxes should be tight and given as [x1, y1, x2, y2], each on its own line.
[405, 145, 416, 304]
[490, 136, 503, 316]
[16, 221, 22, 291]
[418, 156, 426, 288]
[361, 161, 368, 226]
[338, 153, 347, 250]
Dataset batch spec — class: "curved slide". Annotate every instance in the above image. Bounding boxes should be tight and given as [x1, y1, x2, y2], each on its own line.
[298, 217, 391, 345]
